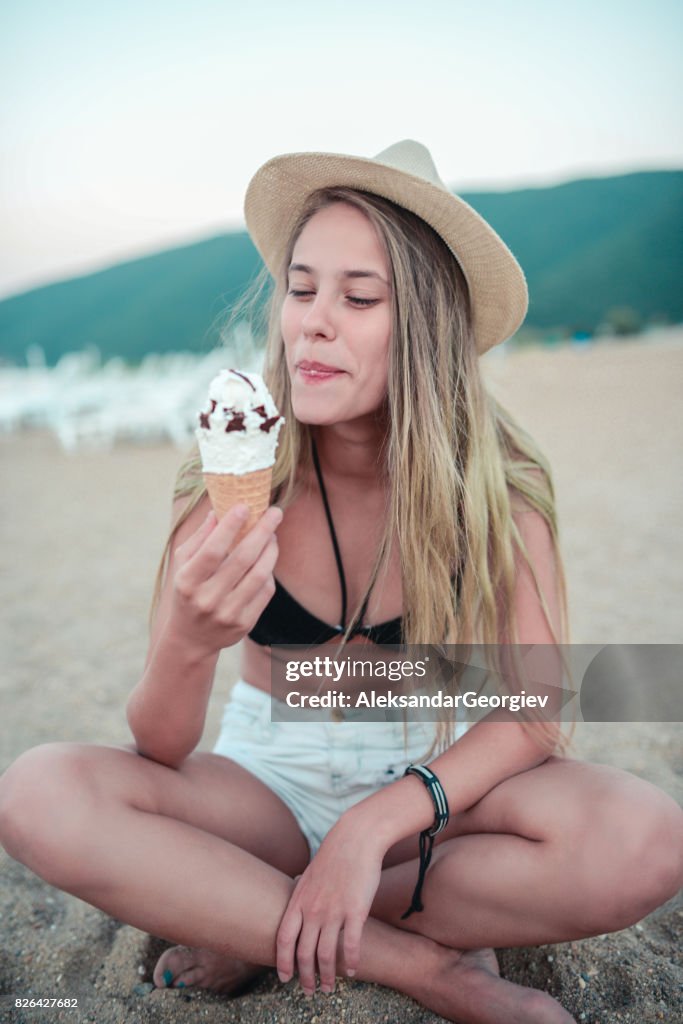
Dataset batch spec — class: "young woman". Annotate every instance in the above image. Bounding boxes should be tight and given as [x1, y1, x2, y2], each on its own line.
[1, 141, 681, 1024]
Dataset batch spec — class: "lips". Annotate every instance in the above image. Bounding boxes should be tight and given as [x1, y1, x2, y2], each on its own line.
[297, 360, 343, 373]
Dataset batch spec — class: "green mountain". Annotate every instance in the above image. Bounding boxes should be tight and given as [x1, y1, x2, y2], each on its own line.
[465, 170, 683, 334]
[0, 234, 264, 367]
[1, 170, 681, 366]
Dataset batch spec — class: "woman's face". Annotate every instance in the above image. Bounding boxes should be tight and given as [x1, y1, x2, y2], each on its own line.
[281, 202, 392, 427]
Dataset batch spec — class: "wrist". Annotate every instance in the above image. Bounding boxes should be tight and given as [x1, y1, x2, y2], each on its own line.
[342, 774, 438, 853]
[163, 613, 221, 666]
[335, 805, 391, 858]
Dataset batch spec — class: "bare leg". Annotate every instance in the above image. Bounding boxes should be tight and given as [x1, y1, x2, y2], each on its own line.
[373, 755, 683, 949]
[0, 742, 576, 1023]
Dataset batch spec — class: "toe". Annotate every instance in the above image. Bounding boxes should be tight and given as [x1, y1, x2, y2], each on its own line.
[152, 952, 171, 988]
[172, 966, 205, 988]
[153, 945, 195, 988]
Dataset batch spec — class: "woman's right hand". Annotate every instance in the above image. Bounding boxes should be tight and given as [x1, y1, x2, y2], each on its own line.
[168, 502, 282, 657]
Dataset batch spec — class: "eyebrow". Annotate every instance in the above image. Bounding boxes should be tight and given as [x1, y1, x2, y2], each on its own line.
[288, 262, 389, 285]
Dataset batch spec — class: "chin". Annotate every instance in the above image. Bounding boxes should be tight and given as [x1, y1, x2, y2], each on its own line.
[290, 396, 341, 425]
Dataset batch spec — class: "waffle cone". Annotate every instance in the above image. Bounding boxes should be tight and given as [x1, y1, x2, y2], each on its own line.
[204, 467, 273, 544]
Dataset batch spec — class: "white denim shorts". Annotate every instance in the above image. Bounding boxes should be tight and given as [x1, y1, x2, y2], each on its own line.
[212, 679, 469, 858]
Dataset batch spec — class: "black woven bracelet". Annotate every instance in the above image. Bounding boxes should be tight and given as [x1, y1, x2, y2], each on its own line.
[400, 764, 450, 920]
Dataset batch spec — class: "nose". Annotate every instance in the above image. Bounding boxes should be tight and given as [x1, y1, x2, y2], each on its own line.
[301, 292, 336, 341]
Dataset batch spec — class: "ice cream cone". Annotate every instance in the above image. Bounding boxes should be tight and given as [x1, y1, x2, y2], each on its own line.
[196, 369, 283, 544]
[204, 467, 273, 544]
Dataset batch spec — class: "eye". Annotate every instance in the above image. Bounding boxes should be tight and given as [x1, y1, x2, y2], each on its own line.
[287, 289, 378, 307]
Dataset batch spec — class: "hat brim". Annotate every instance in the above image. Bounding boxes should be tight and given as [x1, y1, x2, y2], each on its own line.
[244, 150, 528, 354]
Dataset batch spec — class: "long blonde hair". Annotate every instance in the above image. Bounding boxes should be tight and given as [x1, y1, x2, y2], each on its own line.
[151, 187, 575, 758]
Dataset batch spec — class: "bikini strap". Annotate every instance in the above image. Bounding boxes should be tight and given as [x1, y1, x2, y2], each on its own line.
[311, 437, 373, 634]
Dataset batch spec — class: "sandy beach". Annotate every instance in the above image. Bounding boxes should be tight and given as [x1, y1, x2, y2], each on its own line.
[1, 333, 682, 1023]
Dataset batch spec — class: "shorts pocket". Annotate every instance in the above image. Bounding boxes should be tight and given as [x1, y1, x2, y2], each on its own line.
[360, 755, 410, 790]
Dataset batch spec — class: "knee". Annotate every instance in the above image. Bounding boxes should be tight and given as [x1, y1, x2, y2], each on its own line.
[0, 743, 98, 883]
[576, 784, 683, 933]
[632, 793, 683, 912]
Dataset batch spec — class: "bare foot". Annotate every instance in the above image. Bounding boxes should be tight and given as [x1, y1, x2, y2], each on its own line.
[153, 945, 266, 994]
[420, 946, 576, 1024]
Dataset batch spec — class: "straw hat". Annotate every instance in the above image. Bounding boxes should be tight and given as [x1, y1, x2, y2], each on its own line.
[244, 139, 528, 354]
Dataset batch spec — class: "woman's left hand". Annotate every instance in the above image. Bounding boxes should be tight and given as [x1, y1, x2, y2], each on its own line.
[276, 814, 384, 994]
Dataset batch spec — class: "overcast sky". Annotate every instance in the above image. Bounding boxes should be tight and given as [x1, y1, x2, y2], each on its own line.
[1, 0, 681, 299]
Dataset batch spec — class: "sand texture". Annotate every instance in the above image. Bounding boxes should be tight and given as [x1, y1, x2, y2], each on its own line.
[1, 334, 682, 1023]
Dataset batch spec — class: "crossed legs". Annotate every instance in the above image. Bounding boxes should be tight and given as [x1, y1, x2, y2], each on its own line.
[0, 743, 681, 1023]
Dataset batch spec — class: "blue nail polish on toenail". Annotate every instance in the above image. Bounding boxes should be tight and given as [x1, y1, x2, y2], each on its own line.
[163, 969, 173, 986]
[177, 981, 186, 988]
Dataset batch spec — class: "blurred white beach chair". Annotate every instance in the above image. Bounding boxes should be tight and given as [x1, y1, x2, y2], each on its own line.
[0, 331, 265, 451]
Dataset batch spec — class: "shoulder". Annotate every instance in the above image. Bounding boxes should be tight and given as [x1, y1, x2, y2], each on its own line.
[506, 487, 563, 644]
[508, 464, 550, 515]
[509, 483, 554, 548]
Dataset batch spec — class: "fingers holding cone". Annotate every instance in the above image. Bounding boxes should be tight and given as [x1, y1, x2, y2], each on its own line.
[203, 468, 273, 547]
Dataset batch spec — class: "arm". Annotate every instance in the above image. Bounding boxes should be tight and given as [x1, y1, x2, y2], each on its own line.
[126, 496, 281, 769]
[277, 503, 564, 989]
[126, 496, 219, 768]
[350, 709, 557, 850]
[349, 500, 565, 847]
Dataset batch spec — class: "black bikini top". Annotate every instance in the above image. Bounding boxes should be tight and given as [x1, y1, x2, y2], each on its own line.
[248, 440, 403, 647]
